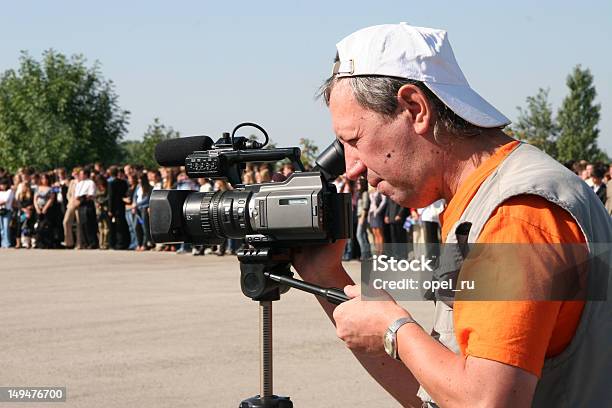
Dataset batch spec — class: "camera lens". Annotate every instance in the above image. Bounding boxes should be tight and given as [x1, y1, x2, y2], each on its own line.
[183, 190, 253, 244]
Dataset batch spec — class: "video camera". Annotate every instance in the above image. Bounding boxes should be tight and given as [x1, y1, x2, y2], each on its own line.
[149, 122, 352, 248]
[149, 123, 353, 407]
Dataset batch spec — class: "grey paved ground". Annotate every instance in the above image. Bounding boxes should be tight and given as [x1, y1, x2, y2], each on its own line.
[0, 250, 433, 408]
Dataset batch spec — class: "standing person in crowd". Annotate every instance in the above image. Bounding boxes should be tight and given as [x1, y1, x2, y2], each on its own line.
[123, 164, 136, 180]
[341, 179, 357, 260]
[124, 174, 139, 250]
[147, 169, 162, 190]
[255, 164, 272, 183]
[607, 163, 612, 216]
[94, 162, 105, 177]
[174, 170, 198, 254]
[368, 187, 387, 255]
[355, 177, 371, 261]
[281, 163, 294, 178]
[62, 167, 81, 249]
[243, 164, 256, 184]
[385, 198, 409, 258]
[75, 168, 98, 249]
[213, 179, 231, 256]
[591, 165, 607, 205]
[54, 168, 70, 215]
[14, 174, 34, 249]
[108, 166, 130, 249]
[242, 170, 255, 185]
[160, 167, 176, 190]
[133, 172, 152, 251]
[33, 173, 62, 248]
[0, 177, 14, 248]
[12, 173, 24, 248]
[191, 178, 214, 256]
[198, 178, 213, 192]
[584, 163, 594, 187]
[416, 198, 445, 262]
[94, 175, 111, 250]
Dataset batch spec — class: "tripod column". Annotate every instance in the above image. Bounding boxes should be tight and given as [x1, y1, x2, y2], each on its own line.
[260, 300, 273, 399]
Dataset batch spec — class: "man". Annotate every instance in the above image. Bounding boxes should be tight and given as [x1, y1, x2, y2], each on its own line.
[62, 167, 81, 249]
[607, 162, 612, 215]
[0, 177, 14, 248]
[384, 199, 409, 258]
[292, 23, 611, 407]
[107, 166, 130, 249]
[591, 165, 607, 205]
[584, 163, 595, 187]
[75, 168, 98, 249]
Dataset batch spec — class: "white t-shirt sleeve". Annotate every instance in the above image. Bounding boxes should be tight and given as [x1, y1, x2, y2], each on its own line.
[0, 189, 14, 209]
[75, 179, 96, 197]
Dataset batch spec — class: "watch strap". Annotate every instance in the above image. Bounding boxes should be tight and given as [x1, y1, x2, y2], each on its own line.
[389, 316, 418, 334]
[387, 316, 420, 360]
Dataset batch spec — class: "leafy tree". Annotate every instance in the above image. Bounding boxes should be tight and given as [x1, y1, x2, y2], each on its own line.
[298, 138, 319, 170]
[556, 65, 604, 162]
[121, 118, 179, 168]
[0, 50, 129, 172]
[511, 88, 558, 158]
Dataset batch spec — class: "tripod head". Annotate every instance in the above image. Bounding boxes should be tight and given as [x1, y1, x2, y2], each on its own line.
[237, 247, 293, 301]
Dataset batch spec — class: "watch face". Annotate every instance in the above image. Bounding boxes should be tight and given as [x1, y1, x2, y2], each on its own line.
[383, 332, 393, 356]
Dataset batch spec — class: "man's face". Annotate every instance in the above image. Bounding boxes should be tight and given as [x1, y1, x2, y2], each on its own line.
[329, 81, 439, 208]
[586, 164, 594, 177]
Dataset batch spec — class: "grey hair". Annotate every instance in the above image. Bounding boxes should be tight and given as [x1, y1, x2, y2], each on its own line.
[317, 56, 488, 138]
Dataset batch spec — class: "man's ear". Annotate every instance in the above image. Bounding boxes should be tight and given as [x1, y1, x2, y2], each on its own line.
[397, 84, 434, 135]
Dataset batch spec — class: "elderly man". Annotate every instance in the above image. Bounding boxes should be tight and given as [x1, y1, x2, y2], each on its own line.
[292, 23, 611, 407]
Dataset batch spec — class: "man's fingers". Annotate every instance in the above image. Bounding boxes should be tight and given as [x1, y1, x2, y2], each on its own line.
[344, 284, 360, 299]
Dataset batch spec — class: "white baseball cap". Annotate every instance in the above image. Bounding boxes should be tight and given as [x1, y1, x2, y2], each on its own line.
[333, 23, 510, 128]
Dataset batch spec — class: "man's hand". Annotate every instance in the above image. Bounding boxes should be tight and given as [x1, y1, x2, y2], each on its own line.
[291, 242, 424, 408]
[291, 239, 345, 280]
[333, 284, 410, 355]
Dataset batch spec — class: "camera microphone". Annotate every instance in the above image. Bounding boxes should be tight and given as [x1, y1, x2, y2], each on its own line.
[154, 136, 215, 167]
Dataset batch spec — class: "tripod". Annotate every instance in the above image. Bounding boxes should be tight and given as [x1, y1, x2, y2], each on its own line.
[237, 247, 349, 408]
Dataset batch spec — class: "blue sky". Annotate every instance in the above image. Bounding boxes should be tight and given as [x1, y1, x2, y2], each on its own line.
[1, 1, 610, 154]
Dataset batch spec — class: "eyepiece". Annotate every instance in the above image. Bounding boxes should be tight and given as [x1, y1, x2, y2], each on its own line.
[313, 139, 345, 182]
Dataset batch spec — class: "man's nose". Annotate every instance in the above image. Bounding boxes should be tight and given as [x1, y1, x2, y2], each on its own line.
[344, 147, 367, 181]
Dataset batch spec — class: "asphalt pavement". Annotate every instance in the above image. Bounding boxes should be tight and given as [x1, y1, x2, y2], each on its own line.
[0, 250, 434, 408]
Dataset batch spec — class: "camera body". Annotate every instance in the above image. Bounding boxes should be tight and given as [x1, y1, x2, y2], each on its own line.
[149, 123, 352, 248]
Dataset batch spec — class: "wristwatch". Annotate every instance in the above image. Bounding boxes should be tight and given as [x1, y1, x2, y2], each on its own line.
[383, 316, 420, 360]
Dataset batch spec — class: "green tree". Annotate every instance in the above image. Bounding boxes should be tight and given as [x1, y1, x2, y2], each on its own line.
[511, 88, 558, 158]
[298, 138, 319, 170]
[121, 118, 179, 168]
[0, 50, 129, 172]
[556, 65, 604, 163]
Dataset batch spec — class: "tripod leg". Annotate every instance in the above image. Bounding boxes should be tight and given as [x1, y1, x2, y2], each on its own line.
[260, 300, 273, 399]
[239, 301, 292, 408]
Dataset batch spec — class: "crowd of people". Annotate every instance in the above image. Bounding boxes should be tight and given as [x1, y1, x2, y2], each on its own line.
[0, 159, 611, 255]
[0, 162, 293, 253]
